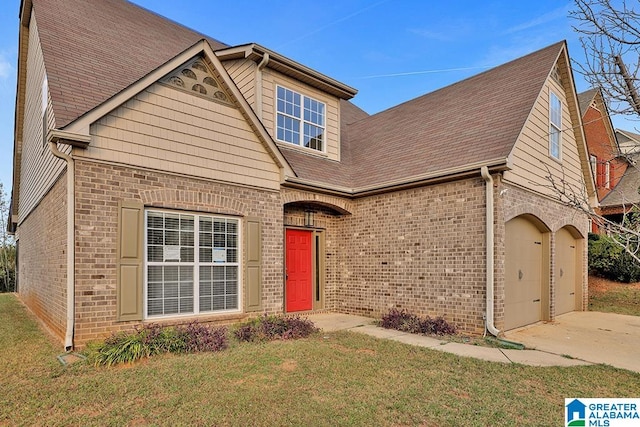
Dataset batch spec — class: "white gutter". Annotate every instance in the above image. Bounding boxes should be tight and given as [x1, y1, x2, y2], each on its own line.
[255, 53, 269, 120]
[481, 166, 500, 337]
[49, 141, 75, 350]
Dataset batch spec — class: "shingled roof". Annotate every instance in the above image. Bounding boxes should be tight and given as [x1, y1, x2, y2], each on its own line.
[600, 157, 640, 207]
[287, 42, 566, 189]
[32, 0, 227, 128]
[24, 0, 567, 193]
[577, 88, 598, 116]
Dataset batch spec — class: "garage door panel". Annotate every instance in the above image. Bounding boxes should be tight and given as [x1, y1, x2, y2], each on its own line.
[556, 228, 577, 315]
[505, 217, 544, 330]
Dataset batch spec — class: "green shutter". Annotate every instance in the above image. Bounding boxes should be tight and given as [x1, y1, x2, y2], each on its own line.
[244, 217, 262, 312]
[116, 200, 144, 321]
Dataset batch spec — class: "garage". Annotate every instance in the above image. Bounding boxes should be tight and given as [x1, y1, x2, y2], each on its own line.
[555, 226, 580, 316]
[504, 216, 549, 330]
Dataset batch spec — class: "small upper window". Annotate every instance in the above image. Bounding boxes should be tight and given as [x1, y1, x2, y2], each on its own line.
[276, 85, 325, 152]
[604, 161, 611, 189]
[589, 155, 597, 180]
[549, 92, 562, 160]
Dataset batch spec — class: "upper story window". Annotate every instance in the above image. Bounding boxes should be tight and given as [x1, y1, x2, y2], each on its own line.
[604, 161, 611, 189]
[590, 154, 597, 179]
[549, 91, 562, 160]
[276, 85, 325, 152]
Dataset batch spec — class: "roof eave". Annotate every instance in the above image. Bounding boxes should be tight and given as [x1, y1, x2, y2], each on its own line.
[284, 158, 510, 197]
[216, 43, 357, 100]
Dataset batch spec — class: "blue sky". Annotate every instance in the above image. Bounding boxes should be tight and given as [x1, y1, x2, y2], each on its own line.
[0, 0, 635, 195]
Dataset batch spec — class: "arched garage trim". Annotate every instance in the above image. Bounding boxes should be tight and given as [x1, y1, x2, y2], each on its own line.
[504, 203, 553, 228]
[552, 218, 586, 238]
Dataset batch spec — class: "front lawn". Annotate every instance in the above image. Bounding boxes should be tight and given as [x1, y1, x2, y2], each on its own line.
[1, 293, 639, 426]
[589, 276, 640, 316]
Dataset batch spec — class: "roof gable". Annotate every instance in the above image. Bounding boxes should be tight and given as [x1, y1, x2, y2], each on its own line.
[29, 0, 227, 129]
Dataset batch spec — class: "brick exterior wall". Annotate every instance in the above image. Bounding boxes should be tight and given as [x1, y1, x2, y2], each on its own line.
[16, 172, 68, 341]
[337, 178, 488, 334]
[283, 176, 589, 335]
[73, 159, 283, 347]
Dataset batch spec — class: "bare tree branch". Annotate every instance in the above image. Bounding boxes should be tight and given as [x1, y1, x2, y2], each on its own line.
[571, 0, 640, 117]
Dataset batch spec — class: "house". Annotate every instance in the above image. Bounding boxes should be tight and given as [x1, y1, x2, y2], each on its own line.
[599, 129, 640, 227]
[9, 0, 596, 349]
[577, 89, 627, 232]
[616, 129, 640, 155]
[599, 155, 640, 225]
[578, 89, 626, 202]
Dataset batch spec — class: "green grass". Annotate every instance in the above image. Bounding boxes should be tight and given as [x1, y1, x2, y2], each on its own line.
[2, 293, 640, 426]
[589, 283, 640, 316]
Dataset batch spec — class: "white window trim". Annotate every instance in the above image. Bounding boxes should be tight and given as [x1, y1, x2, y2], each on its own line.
[589, 154, 597, 182]
[143, 209, 242, 320]
[275, 84, 327, 153]
[604, 161, 611, 189]
[549, 91, 562, 161]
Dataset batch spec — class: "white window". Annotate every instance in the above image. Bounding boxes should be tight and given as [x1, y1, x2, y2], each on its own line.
[549, 91, 562, 160]
[145, 210, 240, 318]
[590, 155, 597, 180]
[276, 85, 325, 151]
[604, 161, 611, 189]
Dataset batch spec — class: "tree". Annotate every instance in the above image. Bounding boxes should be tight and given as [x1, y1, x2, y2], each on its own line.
[570, 0, 640, 118]
[0, 182, 16, 292]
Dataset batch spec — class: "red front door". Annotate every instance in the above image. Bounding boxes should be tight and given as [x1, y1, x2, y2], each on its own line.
[286, 229, 313, 312]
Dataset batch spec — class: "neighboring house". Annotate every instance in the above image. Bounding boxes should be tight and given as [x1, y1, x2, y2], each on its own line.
[9, 0, 596, 349]
[616, 129, 640, 155]
[599, 155, 640, 225]
[577, 89, 627, 233]
[578, 89, 626, 202]
[600, 129, 640, 225]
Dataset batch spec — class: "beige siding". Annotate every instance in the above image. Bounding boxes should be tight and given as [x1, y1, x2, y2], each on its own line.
[505, 68, 583, 197]
[262, 69, 341, 161]
[18, 14, 69, 223]
[84, 83, 281, 190]
[223, 59, 256, 109]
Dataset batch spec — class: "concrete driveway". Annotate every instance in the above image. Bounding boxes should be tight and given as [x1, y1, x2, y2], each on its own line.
[504, 311, 640, 373]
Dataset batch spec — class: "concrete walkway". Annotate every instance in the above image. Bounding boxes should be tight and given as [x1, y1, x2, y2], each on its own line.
[307, 313, 591, 368]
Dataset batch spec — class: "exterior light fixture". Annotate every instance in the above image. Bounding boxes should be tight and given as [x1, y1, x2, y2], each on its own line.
[304, 210, 315, 227]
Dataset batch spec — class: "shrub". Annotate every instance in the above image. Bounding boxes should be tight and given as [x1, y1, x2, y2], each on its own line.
[233, 314, 318, 342]
[176, 322, 228, 352]
[380, 309, 456, 336]
[588, 233, 640, 283]
[90, 322, 228, 366]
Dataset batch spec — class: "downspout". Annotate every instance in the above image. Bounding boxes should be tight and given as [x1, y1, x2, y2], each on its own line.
[255, 53, 270, 120]
[481, 166, 500, 337]
[49, 141, 75, 350]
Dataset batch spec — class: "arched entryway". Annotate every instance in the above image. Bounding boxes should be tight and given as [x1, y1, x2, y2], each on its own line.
[555, 226, 583, 316]
[283, 199, 350, 313]
[504, 215, 550, 330]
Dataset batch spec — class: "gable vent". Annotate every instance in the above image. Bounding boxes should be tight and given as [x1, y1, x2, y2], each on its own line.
[161, 56, 235, 107]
